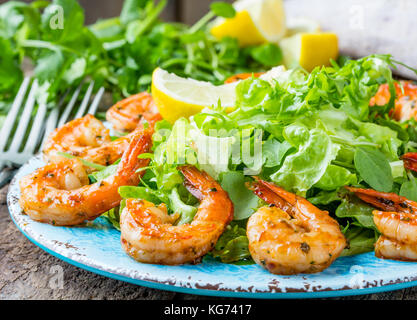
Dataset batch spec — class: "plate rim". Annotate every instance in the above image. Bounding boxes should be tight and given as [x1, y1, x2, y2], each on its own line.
[7, 155, 417, 299]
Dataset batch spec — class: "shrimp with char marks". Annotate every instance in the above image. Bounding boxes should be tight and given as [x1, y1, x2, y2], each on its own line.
[247, 178, 346, 275]
[43, 113, 162, 168]
[120, 165, 234, 265]
[19, 126, 153, 226]
[106, 92, 158, 132]
[346, 187, 417, 261]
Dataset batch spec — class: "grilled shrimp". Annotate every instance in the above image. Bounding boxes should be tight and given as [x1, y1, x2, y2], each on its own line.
[120, 165, 234, 265]
[106, 92, 158, 132]
[370, 81, 417, 122]
[43, 113, 161, 168]
[346, 187, 417, 261]
[247, 179, 346, 274]
[19, 126, 153, 226]
[43, 114, 131, 167]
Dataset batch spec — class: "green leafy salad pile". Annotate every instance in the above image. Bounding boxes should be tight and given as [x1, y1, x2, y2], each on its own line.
[0, 0, 281, 127]
[93, 54, 417, 264]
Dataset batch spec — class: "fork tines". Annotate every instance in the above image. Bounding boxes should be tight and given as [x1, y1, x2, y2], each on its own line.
[0, 78, 105, 166]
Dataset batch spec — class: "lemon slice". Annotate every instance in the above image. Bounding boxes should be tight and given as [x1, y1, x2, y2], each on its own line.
[210, 0, 286, 47]
[152, 68, 238, 123]
[280, 32, 338, 72]
[286, 17, 321, 37]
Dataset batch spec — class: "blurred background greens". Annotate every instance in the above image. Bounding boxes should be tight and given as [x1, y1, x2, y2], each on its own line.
[0, 0, 274, 119]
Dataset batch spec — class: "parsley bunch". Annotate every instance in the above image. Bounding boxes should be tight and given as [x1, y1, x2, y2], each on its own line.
[0, 0, 282, 112]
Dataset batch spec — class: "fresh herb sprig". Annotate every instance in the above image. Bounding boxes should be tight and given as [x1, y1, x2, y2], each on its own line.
[0, 0, 280, 114]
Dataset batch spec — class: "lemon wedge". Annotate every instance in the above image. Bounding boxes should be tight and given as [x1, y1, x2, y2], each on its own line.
[280, 32, 338, 72]
[210, 0, 286, 47]
[151, 68, 237, 123]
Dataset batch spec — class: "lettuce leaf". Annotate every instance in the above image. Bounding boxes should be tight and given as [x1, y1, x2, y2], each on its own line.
[220, 171, 259, 220]
[341, 226, 378, 257]
[271, 124, 339, 194]
[314, 165, 357, 191]
[210, 223, 252, 263]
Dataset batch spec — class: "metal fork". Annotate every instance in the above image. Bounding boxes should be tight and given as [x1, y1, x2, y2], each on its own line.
[0, 77, 105, 187]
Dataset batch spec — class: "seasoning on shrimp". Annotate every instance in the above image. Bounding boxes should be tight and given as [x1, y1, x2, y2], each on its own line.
[247, 178, 346, 275]
[106, 92, 158, 132]
[19, 126, 153, 226]
[43, 113, 162, 168]
[120, 165, 234, 265]
[346, 187, 417, 261]
[43, 114, 131, 167]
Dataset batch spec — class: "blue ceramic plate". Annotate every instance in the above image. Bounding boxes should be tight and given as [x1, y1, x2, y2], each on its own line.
[8, 155, 417, 299]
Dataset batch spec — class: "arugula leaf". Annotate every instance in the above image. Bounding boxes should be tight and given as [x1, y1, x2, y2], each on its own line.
[336, 196, 377, 230]
[56, 152, 106, 170]
[341, 226, 378, 256]
[354, 147, 393, 192]
[102, 206, 121, 230]
[88, 160, 119, 183]
[118, 185, 161, 204]
[400, 176, 417, 201]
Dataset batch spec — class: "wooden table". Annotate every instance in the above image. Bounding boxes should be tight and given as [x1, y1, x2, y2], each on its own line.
[1, 184, 417, 300]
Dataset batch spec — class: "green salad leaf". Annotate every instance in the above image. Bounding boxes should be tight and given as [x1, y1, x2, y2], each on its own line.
[341, 226, 378, 257]
[314, 165, 357, 191]
[220, 171, 259, 220]
[354, 147, 393, 192]
[58, 49, 417, 264]
[399, 175, 417, 202]
[335, 195, 377, 231]
[250, 43, 283, 67]
[270, 124, 340, 194]
[262, 138, 292, 168]
[211, 222, 252, 263]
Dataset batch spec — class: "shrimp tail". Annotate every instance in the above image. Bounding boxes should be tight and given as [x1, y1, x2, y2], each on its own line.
[247, 180, 291, 212]
[178, 165, 222, 200]
[115, 126, 153, 184]
[401, 153, 417, 173]
[345, 186, 417, 212]
[249, 177, 309, 215]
